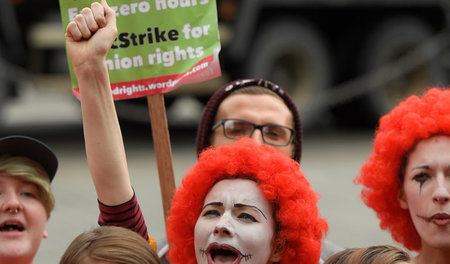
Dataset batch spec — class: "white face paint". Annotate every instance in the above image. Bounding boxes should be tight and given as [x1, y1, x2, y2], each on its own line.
[400, 135, 450, 250]
[194, 179, 278, 264]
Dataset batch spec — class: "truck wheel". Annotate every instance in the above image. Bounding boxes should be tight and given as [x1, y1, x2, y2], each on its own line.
[350, 17, 445, 126]
[245, 19, 332, 130]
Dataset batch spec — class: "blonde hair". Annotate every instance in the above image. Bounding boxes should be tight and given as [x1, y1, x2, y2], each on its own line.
[0, 155, 54, 217]
[60, 226, 161, 264]
[324, 245, 410, 264]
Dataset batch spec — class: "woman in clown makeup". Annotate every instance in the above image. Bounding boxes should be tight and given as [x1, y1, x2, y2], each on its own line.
[355, 87, 450, 264]
[166, 138, 328, 264]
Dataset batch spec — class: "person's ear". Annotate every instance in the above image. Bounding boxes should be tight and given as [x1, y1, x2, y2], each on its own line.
[42, 223, 48, 239]
[398, 188, 409, 210]
[269, 241, 284, 262]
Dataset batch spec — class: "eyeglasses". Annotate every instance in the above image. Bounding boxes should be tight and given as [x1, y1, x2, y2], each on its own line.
[212, 119, 295, 147]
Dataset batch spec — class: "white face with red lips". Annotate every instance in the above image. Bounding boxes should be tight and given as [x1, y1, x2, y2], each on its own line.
[0, 174, 48, 263]
[194, 179, 280, 264]
[400, 135, 450, 250]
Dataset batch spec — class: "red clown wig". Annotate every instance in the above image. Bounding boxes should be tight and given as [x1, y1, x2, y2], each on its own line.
[166, 138, 327, 264]
[355, 87, 450, 251]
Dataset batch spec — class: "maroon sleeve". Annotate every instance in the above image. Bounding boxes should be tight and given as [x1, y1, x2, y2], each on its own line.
[97, 192, 149, 241]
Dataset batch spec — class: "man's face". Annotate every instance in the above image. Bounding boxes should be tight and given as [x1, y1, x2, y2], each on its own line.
[0, 175, 48, 263]
[194, 179, 279, 264]
[211, 93, 295, 158]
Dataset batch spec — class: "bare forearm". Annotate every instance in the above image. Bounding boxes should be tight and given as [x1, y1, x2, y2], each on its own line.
[77, 62, 134, 205]
[66, 0, 132, 205]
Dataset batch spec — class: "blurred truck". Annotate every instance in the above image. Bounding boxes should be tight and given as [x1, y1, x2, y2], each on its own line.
[214, 0, 450, 128]
[1, 0, 449, 129]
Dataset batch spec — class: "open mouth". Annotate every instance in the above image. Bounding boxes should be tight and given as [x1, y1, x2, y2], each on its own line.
[0, 222, 25, 232]
[207, 244, 241, 264]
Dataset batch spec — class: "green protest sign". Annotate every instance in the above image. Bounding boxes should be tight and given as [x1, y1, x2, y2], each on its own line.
[59, 0, 221, 100]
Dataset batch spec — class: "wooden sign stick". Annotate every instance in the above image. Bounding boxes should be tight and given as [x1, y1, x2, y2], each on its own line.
[146, 93, 176, 222]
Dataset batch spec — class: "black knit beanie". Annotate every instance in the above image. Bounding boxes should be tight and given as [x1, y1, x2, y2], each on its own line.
[195, 78, 303, 163]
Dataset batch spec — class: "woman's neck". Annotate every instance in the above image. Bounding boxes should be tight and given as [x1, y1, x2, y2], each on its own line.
[0, 257, 33, 264]
[413, 244, 450, 264]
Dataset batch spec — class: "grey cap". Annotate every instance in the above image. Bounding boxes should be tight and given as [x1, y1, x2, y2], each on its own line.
[0, 135, 58, 181]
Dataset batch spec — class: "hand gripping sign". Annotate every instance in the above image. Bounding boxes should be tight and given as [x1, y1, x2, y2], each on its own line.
[60, 0, 221, 221]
